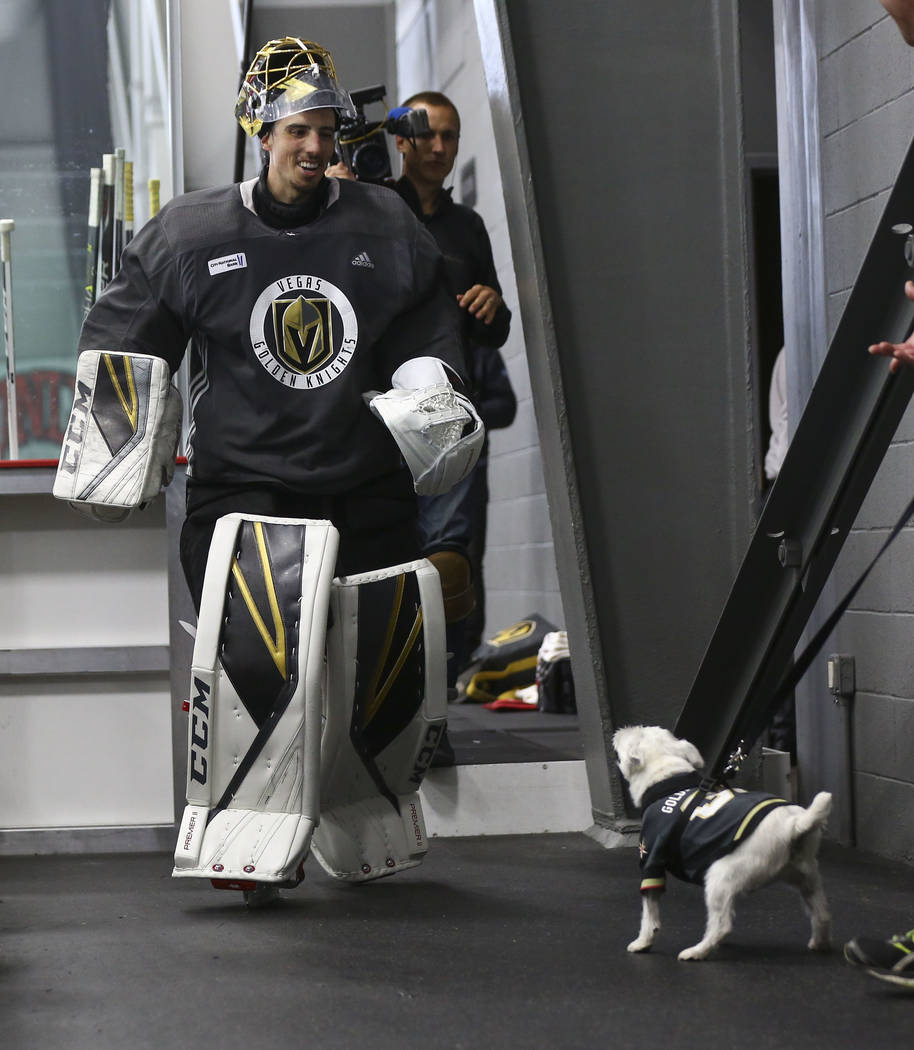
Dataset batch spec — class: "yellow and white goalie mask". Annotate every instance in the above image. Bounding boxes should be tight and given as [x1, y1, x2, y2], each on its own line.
[235, 36, 356, 137]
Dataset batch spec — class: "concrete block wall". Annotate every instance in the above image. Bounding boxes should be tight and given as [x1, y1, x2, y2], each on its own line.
[815, 0, 914, 862]
[395, 0, 565, 638]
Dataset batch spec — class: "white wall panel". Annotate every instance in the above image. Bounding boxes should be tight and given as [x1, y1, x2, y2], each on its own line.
[0, 495, 169, 650]
[0, 678, 174, 828]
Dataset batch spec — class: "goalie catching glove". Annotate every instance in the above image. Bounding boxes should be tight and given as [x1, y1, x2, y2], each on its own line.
[367, 356, 484, 495]
[54, 350, 182, 522]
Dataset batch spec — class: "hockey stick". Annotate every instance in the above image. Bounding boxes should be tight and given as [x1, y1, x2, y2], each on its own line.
[233, 0, 256, 182]
[148, 178, 160, 219]
[124, 160, 134, 248]
[99, 153, 115, 293]
[83, 167, 103, 318]
[0, 219, 18, 460]
[113, 148, 125, 275]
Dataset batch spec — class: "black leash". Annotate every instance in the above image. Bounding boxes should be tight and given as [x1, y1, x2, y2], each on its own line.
[722, 485, 914, 778]
[642, 489, 914, 868]
[639, 772, 729, 875]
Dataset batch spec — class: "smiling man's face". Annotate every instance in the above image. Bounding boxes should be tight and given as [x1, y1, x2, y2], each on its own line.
[262, 109, 337, 204]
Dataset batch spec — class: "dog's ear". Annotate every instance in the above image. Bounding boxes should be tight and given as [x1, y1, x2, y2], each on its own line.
[624, 747, 644, 774]
[612, 728, 642, 776]
[676, 737, 705, 770]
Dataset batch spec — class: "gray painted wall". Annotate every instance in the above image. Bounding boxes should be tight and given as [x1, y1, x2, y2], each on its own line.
[811, 1, 914, 863]
[492, 0, 758, 749]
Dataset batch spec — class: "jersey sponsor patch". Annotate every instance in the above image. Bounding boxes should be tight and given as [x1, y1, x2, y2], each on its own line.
[208, 252, 247, 275]
[249, 273, 358, 389]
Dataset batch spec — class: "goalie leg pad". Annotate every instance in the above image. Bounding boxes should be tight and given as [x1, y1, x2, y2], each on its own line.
[173, 513, 339, 884]
[310, 559, 447, 882]
[54, 350, 182, 521]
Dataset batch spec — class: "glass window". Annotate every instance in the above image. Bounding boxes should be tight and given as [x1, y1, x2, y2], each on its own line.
[0, 0, 173, 462]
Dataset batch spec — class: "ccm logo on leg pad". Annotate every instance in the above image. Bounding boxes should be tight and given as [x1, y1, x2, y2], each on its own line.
[190, 676, 211, 786]
[409, 723, 443, 786]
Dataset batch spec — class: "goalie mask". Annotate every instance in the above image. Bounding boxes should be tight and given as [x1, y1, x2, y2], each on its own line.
[235, 36, 356, 137]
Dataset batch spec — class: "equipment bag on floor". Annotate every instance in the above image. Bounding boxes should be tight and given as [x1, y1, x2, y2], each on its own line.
[536, 630, 577, 714]
[465, 613, 557, 702]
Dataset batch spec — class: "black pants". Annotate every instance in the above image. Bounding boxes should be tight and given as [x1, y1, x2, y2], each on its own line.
[180, 473, 420, 613]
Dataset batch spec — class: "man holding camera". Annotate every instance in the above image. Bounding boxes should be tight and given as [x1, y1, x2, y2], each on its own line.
[332, 89, 515, 723]
[393, 92, 516, 699]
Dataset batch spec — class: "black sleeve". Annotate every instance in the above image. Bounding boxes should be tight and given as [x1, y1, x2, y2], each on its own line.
[374, 217, 468, 384]
[466, 214, 511, 350]
[78, 214, 191, 375]
[472, 346, 517, 431]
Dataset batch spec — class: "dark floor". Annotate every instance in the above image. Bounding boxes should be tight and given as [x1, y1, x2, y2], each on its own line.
[1, 834, 912, 1050]
[445, 698, 584, 764]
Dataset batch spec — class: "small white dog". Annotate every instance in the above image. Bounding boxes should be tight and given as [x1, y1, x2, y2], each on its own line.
[612, 725, 832, 961]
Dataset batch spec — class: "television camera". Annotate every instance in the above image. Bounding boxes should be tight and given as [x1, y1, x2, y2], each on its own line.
[336, 85, 430, 183]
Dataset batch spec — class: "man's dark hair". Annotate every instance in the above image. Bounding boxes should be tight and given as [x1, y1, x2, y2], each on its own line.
[400, 91, 461, 131]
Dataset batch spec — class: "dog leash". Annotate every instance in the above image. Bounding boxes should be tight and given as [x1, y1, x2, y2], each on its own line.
[640, 773, 730, 877]
[642, 489, 914, 869]
[721, 485, 914, 778]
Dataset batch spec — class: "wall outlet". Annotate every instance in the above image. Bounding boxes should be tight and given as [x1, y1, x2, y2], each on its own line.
[826, 653, 855, 699]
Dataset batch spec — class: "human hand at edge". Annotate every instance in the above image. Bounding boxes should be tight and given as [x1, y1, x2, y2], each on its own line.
[870, 280, 914, 373]
[326, 162, 356, 181]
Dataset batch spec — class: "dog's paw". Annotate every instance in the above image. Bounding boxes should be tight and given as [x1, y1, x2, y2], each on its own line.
[627, 938, 653, 953]
[677, 944, 711, 961]
[808, 935, 831, 952]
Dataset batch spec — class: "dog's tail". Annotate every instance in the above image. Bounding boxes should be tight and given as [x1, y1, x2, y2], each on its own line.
[792, 791, 832, 837]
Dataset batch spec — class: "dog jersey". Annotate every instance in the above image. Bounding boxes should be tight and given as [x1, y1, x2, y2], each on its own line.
[638, 774, 790, 892]
[79, 176, 465, 494]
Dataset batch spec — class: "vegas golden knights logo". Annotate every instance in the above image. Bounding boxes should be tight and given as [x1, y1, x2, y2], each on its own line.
[249, 274, 359, 389]
[489, 619, 537, 647]
[273, 296, 333, 374]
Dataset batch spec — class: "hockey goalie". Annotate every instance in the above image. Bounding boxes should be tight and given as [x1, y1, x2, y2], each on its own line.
[53, 35, 481, 906]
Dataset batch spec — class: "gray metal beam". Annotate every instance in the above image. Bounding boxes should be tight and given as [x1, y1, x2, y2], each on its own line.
[473, 0, 625, 831]
[0, 645, 169, 677]
[0, 466, 55, 495]
[0, 824, 174, 856]
[474, 0, 756, 831]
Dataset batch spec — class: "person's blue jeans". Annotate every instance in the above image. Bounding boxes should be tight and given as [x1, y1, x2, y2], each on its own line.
[417, 463, 489, 686]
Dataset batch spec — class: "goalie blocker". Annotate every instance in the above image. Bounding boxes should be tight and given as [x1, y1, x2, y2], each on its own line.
[173, 513, 447, 890]
[54, 349, 181, 522]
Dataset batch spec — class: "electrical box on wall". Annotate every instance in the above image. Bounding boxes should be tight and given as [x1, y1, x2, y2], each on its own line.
[827, 654, 855, 700]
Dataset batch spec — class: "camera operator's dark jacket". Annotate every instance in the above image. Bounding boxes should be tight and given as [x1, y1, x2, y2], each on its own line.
[393, 175, 515, 457]
[393, 176, 512, 351]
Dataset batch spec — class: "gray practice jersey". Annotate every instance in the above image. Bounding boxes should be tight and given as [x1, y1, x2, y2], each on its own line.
[79, 176, 465, 493]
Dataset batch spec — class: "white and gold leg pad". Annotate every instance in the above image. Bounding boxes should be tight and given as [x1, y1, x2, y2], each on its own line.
[173, 514, 338, 886]
[311, 559, 447, 882]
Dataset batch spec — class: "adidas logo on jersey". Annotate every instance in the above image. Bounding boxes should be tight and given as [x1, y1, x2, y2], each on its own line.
[351, 251, 374, 269]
